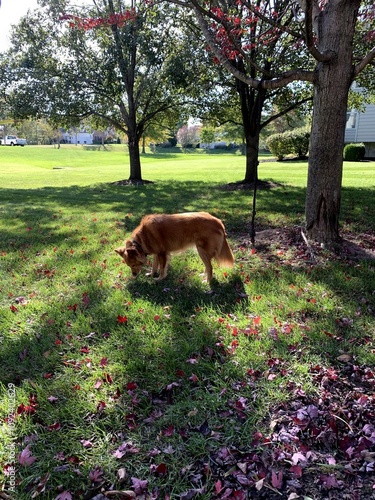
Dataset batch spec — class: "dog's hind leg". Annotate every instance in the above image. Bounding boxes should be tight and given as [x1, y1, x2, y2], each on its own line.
[196, 246, 213, 282]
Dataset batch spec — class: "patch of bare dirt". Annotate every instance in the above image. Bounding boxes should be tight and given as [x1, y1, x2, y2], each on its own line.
[220, 180, 282, 191]
[111, 179, 154, 185]
[239, 226, 375, 263]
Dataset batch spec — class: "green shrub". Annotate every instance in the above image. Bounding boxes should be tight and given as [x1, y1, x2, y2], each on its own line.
[343, 143, 366, 161]
[167, 136, 177, 147]
[286, 127, 310, 158]
[266, 133, 290, 160]
[267, 127, 310, 160]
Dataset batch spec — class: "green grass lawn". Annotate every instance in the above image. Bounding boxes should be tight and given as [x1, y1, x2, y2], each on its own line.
[0, 146, 374, 499]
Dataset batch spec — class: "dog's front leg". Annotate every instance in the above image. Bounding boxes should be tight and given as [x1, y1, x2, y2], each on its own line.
[155, 252, 169, 280]
[146, 255, 159, 277]
[151, 255, 160, 275]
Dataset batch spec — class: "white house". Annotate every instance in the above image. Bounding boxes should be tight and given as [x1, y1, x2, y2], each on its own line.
[344, 93, 375, 158]
[61, 131, 93, 145]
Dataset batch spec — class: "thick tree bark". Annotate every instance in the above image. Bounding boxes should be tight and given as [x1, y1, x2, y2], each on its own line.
[237, 77, 265, 183]
[128, 133, 143, 181]
[243, 133, 260, 182]
[305, 0, 361, 244]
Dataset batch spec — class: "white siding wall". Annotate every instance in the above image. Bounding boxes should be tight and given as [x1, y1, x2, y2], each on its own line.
[345, 128, 357, 143]
[62, 132, 93, 144]
[344, 103, 375, 144]
[356, 103, 375, 142]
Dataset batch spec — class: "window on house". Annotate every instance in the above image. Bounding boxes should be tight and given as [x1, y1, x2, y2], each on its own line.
[346, 110, 358, 129]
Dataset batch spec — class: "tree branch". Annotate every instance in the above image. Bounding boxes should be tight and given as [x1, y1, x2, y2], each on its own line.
[261, 95, 313, 129]
[354, 46, 375, 78]
[107, 0, 132, 112]
[298, 0, 332, 63]
[239, 0, 302, 39]
[192, 5, 315, 90]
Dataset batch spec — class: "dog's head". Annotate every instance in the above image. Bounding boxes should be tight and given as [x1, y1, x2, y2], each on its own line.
[115, 240, 147, 277]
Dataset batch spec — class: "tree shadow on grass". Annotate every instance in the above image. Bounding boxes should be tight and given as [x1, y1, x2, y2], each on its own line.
[1, 179, 373, 231]
[125, 271, 247, 316]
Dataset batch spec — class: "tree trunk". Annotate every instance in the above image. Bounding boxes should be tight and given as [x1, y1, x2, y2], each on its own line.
[237, 78, 265, 183]
[243, 133, 260, 182]
[305, 0, 360, 244]
[128, 133, 143, 181]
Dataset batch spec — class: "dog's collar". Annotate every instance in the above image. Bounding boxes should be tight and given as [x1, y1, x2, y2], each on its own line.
[132, 239, 147, 255]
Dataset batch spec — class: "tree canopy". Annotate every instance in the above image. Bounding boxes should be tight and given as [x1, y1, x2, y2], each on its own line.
[1, 0, 212, 180]
[185, 0, 315, 182]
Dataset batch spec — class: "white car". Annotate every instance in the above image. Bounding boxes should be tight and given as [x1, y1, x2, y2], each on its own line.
[1, 135, 27, 146]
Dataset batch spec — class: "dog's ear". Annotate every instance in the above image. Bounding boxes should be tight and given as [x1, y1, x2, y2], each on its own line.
[126, 247, 147, 264]
[115, 246, 126, 257]
[125, 248, 138, 258]
[125, 239, 133, 249]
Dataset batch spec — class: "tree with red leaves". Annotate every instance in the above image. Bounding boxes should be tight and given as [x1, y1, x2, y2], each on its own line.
[193, 0, 314, 184]
[184, 0, 375, 243]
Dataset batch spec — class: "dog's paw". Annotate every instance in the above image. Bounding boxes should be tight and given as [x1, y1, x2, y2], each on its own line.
[147, 272, 160, 279]
[200, 273, 209, 283]
[154, 275, 166, 281]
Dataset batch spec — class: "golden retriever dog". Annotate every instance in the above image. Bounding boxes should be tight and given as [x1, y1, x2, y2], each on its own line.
[115, 212, 234, 282]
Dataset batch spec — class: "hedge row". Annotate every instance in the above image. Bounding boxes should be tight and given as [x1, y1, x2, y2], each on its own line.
[343, 143, 366, 161]
[266, 127, 310, 160]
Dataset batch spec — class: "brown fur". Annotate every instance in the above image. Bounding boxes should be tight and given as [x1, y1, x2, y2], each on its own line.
[115, 212, 234, 282]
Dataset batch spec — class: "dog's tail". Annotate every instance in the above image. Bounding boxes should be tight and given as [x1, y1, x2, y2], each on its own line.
[216, 236, 234, 268]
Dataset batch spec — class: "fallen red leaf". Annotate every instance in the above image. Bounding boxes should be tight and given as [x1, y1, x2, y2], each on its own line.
[97, 401, 106, 412]
[131, 477, 148, 495]
[80, 439, 93, 448]
[89, 466, 104, 482]
[113, 387, 121, 399]
[290, 465, 303, 478]
[162, 425, 175, 436]
[215, 479, 223, 494]
[54, 492, 72, 500]
[47, 422, 61, 431]
[100, 357, 108, 367]
[272, 471, 283, 490]
[94, 379, 103, 389]
[253, 316, 261, 325]
[153, 463, 167, 476]
[18, 445, 37, 466]
[82, 292, 90, 307]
